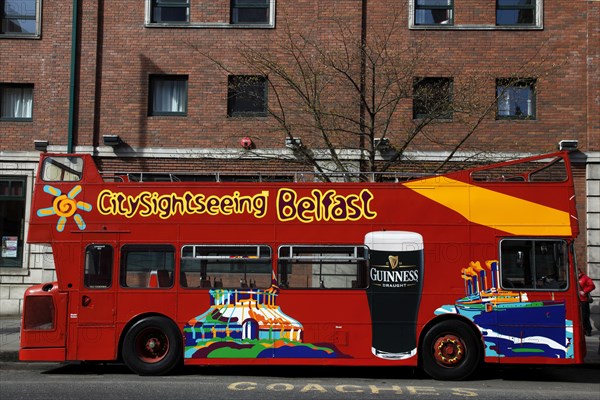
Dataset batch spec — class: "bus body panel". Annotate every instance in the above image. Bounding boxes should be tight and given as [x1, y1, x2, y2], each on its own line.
[20, 151, 584, 374]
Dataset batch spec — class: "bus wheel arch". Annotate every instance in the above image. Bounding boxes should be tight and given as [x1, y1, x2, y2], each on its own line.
[120, 314, 182, 376]
[419, 316, 483, 381]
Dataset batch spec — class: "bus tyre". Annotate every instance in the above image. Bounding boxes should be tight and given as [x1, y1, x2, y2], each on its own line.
[122, 316, 182, 376]
[421, 320, 481, 381]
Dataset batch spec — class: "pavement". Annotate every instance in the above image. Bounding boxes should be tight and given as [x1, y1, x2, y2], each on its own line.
[1, 316, 599, 364]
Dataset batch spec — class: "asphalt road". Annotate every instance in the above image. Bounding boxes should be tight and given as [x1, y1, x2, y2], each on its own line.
[1, 362, 599, 400]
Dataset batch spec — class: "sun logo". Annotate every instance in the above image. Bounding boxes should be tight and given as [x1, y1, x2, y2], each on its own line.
[36, 185, 92, 232]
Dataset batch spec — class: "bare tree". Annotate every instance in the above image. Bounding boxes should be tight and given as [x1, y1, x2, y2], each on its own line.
[191, 6, 564, 181]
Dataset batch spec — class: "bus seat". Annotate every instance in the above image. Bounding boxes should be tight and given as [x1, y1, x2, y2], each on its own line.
[148, 270, 159, 288]
[157, 270, 171, 288]
[180, 272, 188, 288]
[200, 279, 211, 288]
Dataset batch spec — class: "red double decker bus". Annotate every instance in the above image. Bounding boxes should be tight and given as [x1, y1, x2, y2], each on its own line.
[20, 151, 586, 380]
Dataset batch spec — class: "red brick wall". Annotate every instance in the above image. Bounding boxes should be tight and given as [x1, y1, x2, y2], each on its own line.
[0, 2, 73, 149]
[1, 1, 596, 153]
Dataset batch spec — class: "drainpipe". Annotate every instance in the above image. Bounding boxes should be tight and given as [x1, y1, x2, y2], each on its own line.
[359, 0, 367, 174]
[67, 0, 79, 153]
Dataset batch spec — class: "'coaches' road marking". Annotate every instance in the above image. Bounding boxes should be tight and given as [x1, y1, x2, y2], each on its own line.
[228, 381, 478, 396]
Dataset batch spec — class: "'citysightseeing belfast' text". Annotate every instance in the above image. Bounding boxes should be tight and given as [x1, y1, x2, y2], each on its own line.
[96, 188, 377, 222]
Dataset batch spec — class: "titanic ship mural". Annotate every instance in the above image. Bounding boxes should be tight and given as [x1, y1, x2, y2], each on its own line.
[435, 260, 574, 359]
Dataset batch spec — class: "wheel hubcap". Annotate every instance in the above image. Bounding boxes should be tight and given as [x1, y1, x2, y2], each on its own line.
[135, 328, 169, 363]
[146, 337, 160, 351]
[433, 335, 464, 366]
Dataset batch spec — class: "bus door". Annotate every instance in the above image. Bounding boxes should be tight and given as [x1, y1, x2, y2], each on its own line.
[497, 239, 572, 359]
[70, 243, 117, 360]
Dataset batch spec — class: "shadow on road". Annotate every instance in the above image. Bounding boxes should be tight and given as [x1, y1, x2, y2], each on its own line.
[39, 362, 600, 384]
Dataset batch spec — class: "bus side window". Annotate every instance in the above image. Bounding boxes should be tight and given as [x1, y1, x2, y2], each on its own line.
[277, 245, 368, 289]
[120, 245, 175, 289]
[180, 258, 206, 288]
[84, 244, 113, 288]
[499, 239, 568, 291]
[180, 245, 272, 289]
[41, 156, 83, 182]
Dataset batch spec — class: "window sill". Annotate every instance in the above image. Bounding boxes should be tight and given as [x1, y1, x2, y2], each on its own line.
[409, 24, 543, 31]
[145, 22, 274, 29]
[0, 267, 28, 276]
[496, 117, 537, 121]
[0, 33, 41, 39]
[0, 118, 33, 122]
[227, 114, 269, 119]
[148, 114, 188, 117]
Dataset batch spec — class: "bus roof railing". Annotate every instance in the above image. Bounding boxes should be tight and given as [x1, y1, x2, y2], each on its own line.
[99, 170, 437, 183]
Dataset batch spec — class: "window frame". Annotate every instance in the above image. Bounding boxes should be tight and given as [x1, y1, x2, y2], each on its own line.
[412, 77, 454, 120]
[231, 0, 271, 25]
[496, 78, 536, 120]
[0, 83, 33, 121]
[496, 0, 536, 26]
[119, 244, 175, 289]
[145, 0, 275, 28]
[0, 176, 26, 269]
[277, 245, 369, 290]
[150, 0, 189, 24]
[0, 0, 41, 38]
[227, 75, 268, 117]
[148, 74, 188, 117]
[180, 244, 272, 289]
[409, 0, 543, 30]
[40, 156, 83, 182]
[84, 244, 114, 289]
[413, 0, 454, 27]
[499, 238, 569, 291]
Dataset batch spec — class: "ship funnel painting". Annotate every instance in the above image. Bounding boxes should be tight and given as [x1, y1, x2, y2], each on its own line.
[436, 260, 573, 359]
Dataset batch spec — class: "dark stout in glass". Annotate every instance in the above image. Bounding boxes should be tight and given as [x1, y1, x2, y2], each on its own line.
[365, 231, 424, 359]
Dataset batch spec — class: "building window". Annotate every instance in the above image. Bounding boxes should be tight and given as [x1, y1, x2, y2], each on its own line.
[1, 0, 39, 35]
[0, 83, 33, 120]
[227, 75, 268, 117]
[496, 0, 536, 26]
[231, 0, 270, 24]
[414, 0, 453, 26]
[413, 77, 453, 119]
[150, 0, 189, 23]
[0, 177, 26, 268]
[149, 75, 188, 116]
[496, 78, 536, 119]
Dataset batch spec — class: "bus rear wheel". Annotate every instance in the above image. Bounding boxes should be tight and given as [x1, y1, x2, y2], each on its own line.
[421, 320, 481, 381]
[122, 316, 182, 375]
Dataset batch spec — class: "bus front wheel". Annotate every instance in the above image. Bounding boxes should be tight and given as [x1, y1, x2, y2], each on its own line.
[421, 320, 481, 381]
[122, 316, 182, 375]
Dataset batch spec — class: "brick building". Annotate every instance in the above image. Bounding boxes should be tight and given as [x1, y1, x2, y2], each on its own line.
[1, 1, 599, 327]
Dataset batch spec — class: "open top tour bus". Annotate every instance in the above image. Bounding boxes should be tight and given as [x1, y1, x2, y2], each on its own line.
[19, 151, 586, 380]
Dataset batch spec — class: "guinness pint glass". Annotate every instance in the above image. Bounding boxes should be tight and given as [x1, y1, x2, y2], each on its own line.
[365, 231, 424, 360]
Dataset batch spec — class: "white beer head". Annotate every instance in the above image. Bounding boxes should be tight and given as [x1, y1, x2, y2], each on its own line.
[364, 231, 424, 252]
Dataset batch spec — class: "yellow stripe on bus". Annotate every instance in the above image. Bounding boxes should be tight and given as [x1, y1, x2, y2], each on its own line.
[403, 177, 572, 236]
